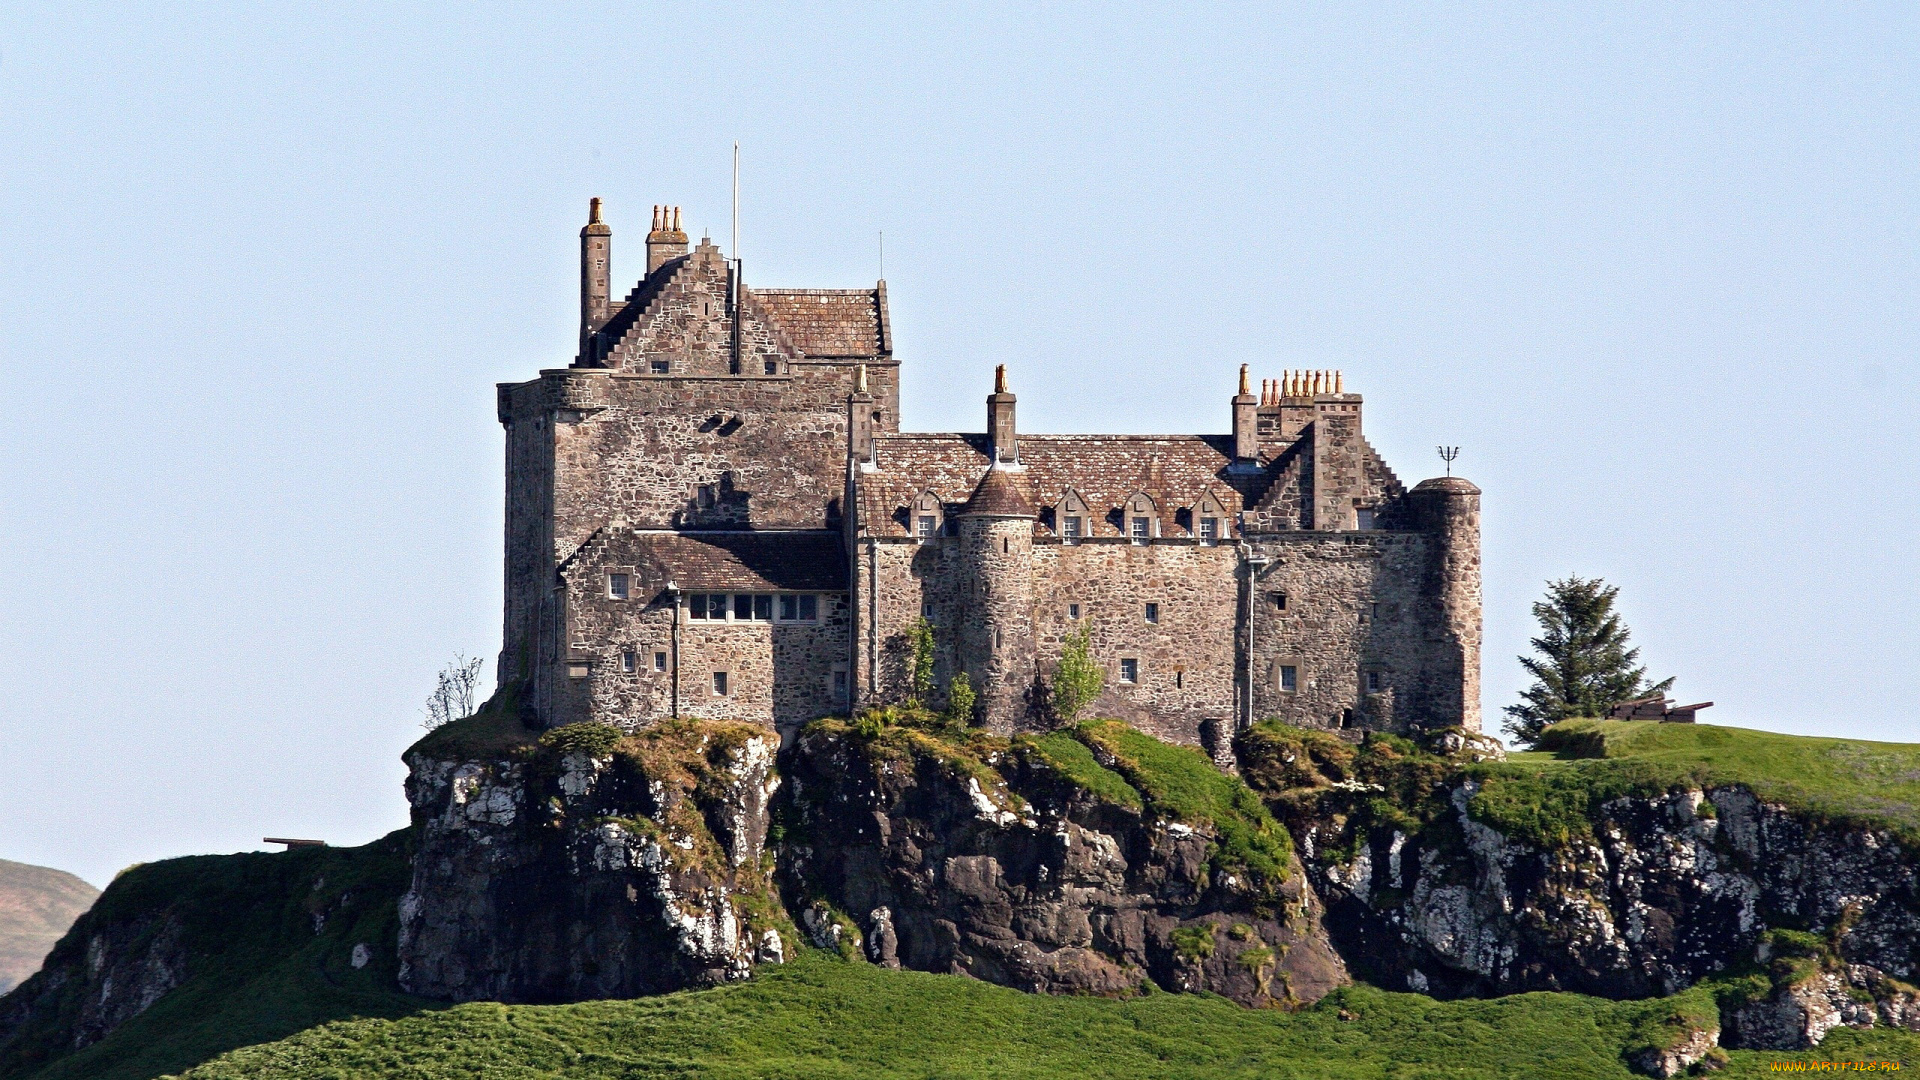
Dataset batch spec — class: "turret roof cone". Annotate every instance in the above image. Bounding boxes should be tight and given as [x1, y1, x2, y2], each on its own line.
[958, 464, 1036, 517]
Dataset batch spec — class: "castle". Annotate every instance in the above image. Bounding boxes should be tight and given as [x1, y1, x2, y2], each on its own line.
[497, 201, 1481, 753]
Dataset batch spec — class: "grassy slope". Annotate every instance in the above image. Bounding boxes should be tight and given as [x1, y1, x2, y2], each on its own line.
[0, 833, 431, 1080]
[1493, 719, 1920, 842]
[170, 954, 1918, 1079]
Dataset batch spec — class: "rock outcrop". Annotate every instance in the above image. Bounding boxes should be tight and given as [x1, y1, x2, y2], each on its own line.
[781, 716, 1348, 1007]
[398, 717, 786, 1002]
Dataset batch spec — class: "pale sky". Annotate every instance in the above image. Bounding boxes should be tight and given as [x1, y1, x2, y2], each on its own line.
[2, 4, 1915, 886]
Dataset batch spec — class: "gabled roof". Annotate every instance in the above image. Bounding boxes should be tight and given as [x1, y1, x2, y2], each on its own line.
[752, 287, 890, 357]
[855, 433, 1279, 538]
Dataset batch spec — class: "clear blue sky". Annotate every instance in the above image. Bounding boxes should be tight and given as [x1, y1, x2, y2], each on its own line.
[2, 5, 1914, 886]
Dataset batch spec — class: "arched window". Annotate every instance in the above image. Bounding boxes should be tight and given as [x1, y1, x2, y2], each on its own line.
[1124, 491, 1159, 544]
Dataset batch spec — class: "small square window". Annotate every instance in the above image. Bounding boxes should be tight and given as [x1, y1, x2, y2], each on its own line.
[781, 595, 799, 620]
[917, 515, 936, 539]
[1356, 508, 1376, 531]
[713, 671, 729, 695]
[1199, 517, 1218, 544]
[733, 594, 753, 620]
[567, 661, 591, 679]
[1130, 517, 1150, 543]
[1271, 592, 1288, 612]
[1366, 670, 1384, 693]
[620, 649, 636, 673]
[764, 360, 778, 375]
[651, 359, 670, 374]
[1279, 665, 1298, 692]
[608, 573, 629, 600]
[753, 595, 773, 621]
[1068, 603, 1080, 620]
[799, 595, 818, 621]
[1144, 603, 1159, 624]
[653, 651, 668, 672]
[1119, 658, 1139, 684]
[1062, 516, 1081, 543]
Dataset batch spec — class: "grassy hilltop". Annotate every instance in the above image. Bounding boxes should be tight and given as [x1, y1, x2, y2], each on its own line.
[3, 718, 1918, 1079]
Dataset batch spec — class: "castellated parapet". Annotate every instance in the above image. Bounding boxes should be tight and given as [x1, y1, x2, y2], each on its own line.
[498, 199, 1481, 752]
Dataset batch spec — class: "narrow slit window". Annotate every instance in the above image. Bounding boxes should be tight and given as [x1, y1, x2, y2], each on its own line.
[712, 671, 729, 695]
[1119, 658, 1139, 684]
[1175, 669, 1184, 689]
[1144, 603, 1159, 624]
[608, 573, 629, 600]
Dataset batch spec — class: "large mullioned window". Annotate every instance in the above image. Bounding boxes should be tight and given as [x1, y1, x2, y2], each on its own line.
[687, 593, 820, 623]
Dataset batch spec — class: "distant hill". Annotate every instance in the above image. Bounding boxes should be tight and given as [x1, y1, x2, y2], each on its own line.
[0, 861, 98, 995]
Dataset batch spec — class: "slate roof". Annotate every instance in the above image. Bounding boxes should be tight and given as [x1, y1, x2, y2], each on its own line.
[752, 287, 889, 357]
[958, 467, 1037, 517]
[625, 531, 848, 591]
[858, 434, 1277, 538]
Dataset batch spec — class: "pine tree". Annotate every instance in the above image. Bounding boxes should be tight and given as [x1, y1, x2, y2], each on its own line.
[1504, 576, 1673, 746]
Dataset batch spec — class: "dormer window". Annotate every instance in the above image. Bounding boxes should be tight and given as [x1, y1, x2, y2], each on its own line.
[1199, 518, 1218, 543]
[911, 490, 944, 541]
[1054, 488, 1091, 544]
[1124, 491, 1159, 544]
[1192, 489, 1230, 545]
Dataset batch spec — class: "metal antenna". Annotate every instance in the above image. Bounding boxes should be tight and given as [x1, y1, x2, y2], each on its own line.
[1437, 446, 1460, 477]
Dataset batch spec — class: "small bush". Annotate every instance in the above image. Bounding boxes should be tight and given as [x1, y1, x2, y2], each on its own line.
[1171, 922, 1216, 962]
[539, 722, 623, 759]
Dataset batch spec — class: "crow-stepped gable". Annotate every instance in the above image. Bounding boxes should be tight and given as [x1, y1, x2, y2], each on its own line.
[498, 200, 1481, 750]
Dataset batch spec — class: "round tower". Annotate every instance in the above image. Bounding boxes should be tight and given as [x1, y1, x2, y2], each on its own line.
[954, 466, 1036, 732]
[1408, 476, 1482, 732]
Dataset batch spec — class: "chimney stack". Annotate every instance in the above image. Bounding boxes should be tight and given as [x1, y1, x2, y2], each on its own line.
[580, 198, 612, 354]
[1232, 364, 1259, 464]
[646, 204, 689, 275]
[987, 365, 1017, 465]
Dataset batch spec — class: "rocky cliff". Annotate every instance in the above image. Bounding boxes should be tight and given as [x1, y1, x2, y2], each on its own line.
[0, 862, 98, 997]
[1237, 720, 1920, 1069]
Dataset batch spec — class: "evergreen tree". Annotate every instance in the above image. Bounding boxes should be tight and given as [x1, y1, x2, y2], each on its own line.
[1050, 622, 1104, 724]
[1504, 576, 1673, 746]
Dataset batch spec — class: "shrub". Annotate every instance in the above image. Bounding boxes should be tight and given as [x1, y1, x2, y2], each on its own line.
[945, 671, 976, 727]
[538, 722, 623, 758]
[907, 618, 936, 707]
[1171, 922, 1217, 962]
[1050, 623, 1103, 724]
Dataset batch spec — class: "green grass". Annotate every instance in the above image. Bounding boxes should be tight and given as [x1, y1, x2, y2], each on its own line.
[1015, 730, 1144, 810]
[1499, 719, 1920, 842]
[153, 953, 1919, 1079]
[0, 832, 428, 1080]
[1071, 720, 1293, 894]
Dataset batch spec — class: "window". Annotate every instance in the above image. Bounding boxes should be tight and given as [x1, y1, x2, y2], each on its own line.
[1279, 665, 1298, 692]
[712, 671, 729, 695]
[754, 595, 773, 621]
[608, 573, 630, 600]
[651, 360, 670, 374]
[621, 649, 636, 673]
[1062, 516, 1081, 543]
[734, 594, 753, 620]
[831, 664, 849, 702]
[567, 661, 591, 679]
[1271, 592, 1288, 611]
[1175, 669, 1185, 689]
[1199, 517, 1219, 544]
[782, 595, 800, 620]
[1144, 603, 1159, 624]
[917, 515, 937, 539]
[1130, 517, 1150, 543]
[653, 652, 668, 672]
[764, 360, 778, 375]
[1068, 603, 1080, 620]
[1119, 658, 1139, 684]
[1356, 508, 1376, 530]
[689, 594, 709, 619]
[1366, 670, 1384, 693]
[920, 600, 934, 620]
[798, 594, 818, 621]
